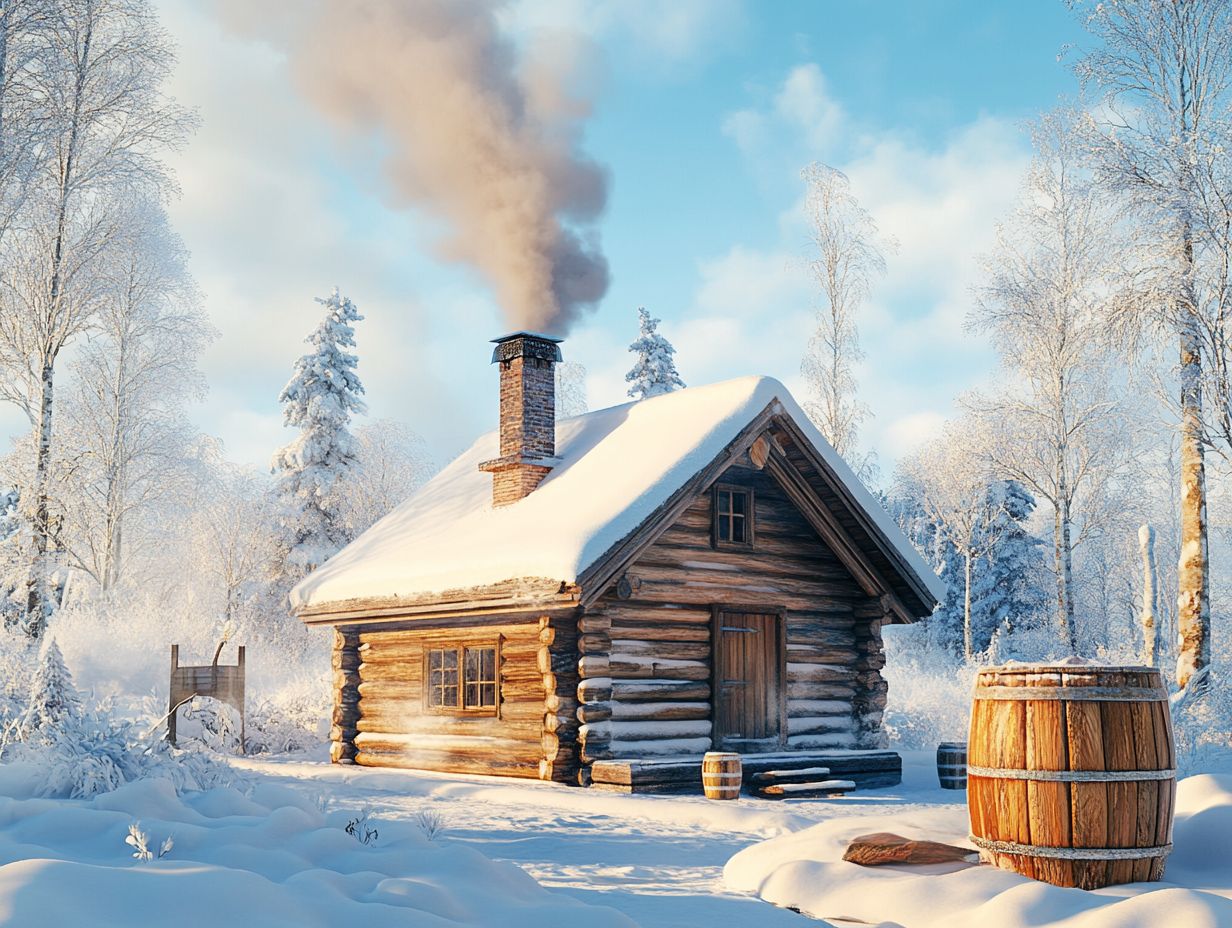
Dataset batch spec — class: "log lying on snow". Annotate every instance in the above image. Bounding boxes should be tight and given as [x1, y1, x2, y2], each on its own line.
[843, 832, 979, 867]
[758, 779, 855, 798]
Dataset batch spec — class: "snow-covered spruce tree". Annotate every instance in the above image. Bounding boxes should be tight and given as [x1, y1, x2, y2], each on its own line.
[626, 308, 684, 399]
[21, 637, 81, 736]
[896, 418, 1031, 660]
[969, 481, 1049, 653]
[271, 288, 367, 582]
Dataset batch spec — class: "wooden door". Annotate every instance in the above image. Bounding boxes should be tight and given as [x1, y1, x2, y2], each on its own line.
[714, 611, 782, 749]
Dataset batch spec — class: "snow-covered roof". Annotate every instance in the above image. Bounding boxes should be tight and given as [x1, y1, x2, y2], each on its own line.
[290, 376, 945, 615]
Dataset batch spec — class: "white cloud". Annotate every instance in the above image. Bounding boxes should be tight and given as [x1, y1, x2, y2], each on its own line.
[696, 68, 1033, 478]
[723, 63, 845, 157]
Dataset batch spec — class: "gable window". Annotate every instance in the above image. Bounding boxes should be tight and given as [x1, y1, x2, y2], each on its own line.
[426, 643, 499, 713]
[714, 485, 754, 546]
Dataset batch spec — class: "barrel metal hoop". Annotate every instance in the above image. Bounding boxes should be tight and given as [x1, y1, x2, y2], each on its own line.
[974, 686, 1163, 702]
[966, 765, 1176, 782]
[969, 835, 1172, 861]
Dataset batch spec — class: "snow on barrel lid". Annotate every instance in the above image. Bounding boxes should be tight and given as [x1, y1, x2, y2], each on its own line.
[289, 375, 946, 613]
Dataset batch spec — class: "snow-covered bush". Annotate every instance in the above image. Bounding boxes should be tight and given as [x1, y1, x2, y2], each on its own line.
[4, 702, 242, 799]
[177, 695, 244, 754]
[126, 822, 174, 861]
[246, 692, 329, 754]
[882, 624, 978, 748]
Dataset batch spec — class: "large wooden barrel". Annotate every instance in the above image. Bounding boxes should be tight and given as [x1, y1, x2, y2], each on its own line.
[937, 741, 967, 790]
[968, 664, 1175, 889]
[702, 751, 742, 800]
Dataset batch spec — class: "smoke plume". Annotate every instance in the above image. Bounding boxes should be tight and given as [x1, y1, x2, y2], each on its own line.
[220, 0, 610, 334]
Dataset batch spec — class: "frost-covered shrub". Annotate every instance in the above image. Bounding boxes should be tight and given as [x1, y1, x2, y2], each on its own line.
[883, 626, 979, 749]
[177, 695, 244, 754]
[0, 630, 35, 728]
[246, 693, 329, 754]
[1172, 670, 1232, 775]
[3, 699, 243, 800]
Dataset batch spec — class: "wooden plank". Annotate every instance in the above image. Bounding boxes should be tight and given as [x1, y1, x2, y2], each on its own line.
[1026, 671, 1072, 887]
[1065, 671, 1110, 889]
[1101, 688, 1138, 886]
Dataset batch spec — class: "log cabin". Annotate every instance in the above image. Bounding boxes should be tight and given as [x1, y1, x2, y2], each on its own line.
[290, 332, 944, 791]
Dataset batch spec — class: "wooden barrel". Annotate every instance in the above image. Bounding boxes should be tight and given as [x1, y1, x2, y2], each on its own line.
[968, 664, 1175, 889]
[937, 741, 967, 790]
[702, 752, 742, 800]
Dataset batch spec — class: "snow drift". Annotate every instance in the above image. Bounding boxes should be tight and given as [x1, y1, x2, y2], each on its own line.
[725, 773, 1232, 928]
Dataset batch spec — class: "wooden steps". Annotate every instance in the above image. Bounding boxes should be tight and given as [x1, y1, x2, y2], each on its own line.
[758, 779, 856, 798]
[588, 750, 902, 795]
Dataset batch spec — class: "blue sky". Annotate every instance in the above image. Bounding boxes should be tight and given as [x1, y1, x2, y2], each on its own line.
[0, 1, 1092, 481]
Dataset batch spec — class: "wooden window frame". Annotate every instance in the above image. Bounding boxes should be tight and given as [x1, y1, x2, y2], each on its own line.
[422, 639, 502, 717]
[712, 484, 755, 548]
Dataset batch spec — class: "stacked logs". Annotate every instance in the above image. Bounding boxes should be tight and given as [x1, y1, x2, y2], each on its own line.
[851, 601, 890, 749]
[331, 627, 361, 764]
[540, 615, 581, 783]
[576, 604, 715, 772]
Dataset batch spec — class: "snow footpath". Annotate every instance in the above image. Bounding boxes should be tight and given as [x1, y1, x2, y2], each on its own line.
[726, 766, 1232, 928]
[0, 761, 635, 927]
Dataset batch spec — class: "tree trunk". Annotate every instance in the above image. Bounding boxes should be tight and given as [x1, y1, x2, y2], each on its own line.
[23, 10, 92, 631]
[1138, 524, 1159, 667]
[963, 550, 973, 661]
[1176, 299, 1210, 688]
[24, 362, 54, 637]
[1052, 487, 1077, 653]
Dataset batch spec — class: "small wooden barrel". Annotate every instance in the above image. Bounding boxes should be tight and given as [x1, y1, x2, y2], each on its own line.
[968, 664, 1175, 889]
[702, 752, 742, 800]
[937, 741, 967, 790]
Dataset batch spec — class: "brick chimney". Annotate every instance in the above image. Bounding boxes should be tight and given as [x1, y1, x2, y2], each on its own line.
[479, 332, 563, 506]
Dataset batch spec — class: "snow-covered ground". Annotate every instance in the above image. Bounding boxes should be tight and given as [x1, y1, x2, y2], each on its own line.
[3, 748, 1231, 927]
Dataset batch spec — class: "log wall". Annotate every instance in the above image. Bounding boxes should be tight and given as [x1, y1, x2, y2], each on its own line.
[578, 455, 891, 764]
[345, 618, 555, 779]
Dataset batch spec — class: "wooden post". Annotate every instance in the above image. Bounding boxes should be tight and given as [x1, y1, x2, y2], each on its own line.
[168, 644, 179, 745]
[237, 645, 246, 753]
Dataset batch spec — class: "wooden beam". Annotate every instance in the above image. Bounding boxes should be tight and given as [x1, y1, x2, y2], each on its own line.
[763, 446, 914, 625]
[773, 415, 937, 615]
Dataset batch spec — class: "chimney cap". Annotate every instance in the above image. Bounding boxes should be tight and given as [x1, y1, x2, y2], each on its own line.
[490, 331, 563, 364]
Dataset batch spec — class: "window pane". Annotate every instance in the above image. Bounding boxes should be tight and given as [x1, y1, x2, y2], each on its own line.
[732, 514, 746, 543]
[428, 648, 460, 708]
[479, 682, 496, 707]
[718, 516, 730, 541]
[717, 490, 731, 516]
[463, 647, 497, 709]
[731, 491, 746, 516]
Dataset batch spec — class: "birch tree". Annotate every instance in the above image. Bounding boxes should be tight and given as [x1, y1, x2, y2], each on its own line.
[0, 0, 50, 243]
[343, 420, 434, 536]
[897, 419, 1014, 660]
[968, 114, 1127, 653]
[0, 0, 194, 634]
[56, 199, 209, 590]
[1070, 0, 1232, 687]
[799, 163, 891, 477]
